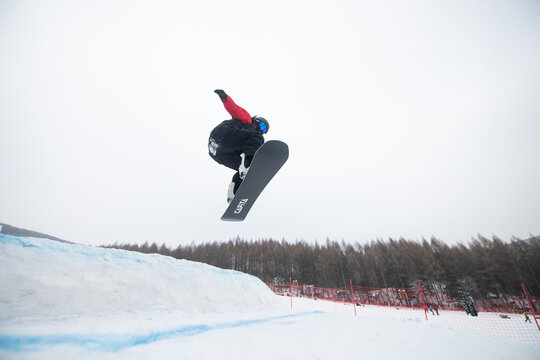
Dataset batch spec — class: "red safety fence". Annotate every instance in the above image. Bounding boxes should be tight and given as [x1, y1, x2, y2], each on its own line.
[266, 281, 540, 342]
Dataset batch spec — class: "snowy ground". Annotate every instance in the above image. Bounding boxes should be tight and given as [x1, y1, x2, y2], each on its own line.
[1, 234, 539, 359]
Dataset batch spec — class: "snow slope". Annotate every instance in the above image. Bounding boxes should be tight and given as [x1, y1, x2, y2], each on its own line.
[1, 234, 539, 360]
[0, 234, 281, 324]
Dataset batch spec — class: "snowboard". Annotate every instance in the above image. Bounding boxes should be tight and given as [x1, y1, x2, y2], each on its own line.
[221, 140, 289, 222]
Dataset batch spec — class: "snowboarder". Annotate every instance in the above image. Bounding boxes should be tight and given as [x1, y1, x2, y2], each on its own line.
[524, 312, 531, 323]
[208, 89, 270, 203]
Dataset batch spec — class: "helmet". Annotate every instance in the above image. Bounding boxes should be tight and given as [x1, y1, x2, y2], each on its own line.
[253, 116, 269, 134]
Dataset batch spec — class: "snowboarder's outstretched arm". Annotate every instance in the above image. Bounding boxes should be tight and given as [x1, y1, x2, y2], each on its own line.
[214, 89, 252, 124]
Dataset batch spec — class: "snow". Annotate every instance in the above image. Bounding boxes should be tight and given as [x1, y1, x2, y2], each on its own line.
[1, 234, 539, 359]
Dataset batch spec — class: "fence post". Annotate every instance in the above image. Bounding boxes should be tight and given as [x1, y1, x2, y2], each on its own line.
[350, 279, 357, 316]
[290, 277, 293, 309]
[418, 281, 428, 320]
[522, 283, 540, 332]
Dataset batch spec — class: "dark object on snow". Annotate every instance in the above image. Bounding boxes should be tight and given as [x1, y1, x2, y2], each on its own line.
[461, 300, 478, 317]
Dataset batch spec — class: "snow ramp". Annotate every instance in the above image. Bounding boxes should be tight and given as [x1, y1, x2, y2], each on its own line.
[0, 234, 283, 324]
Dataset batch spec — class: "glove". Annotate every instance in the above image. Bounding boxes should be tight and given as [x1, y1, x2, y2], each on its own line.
[214, 89, 228, 102]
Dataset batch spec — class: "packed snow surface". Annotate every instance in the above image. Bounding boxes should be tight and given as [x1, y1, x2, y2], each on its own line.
[0, 234, 280, 323]
[1, 234, 539, 359]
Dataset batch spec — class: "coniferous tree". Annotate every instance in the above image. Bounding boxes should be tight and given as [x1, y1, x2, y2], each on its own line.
[103, 236, 540, 298]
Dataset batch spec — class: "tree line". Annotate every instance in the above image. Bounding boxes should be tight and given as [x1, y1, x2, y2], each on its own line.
[103, 235, 540, 299]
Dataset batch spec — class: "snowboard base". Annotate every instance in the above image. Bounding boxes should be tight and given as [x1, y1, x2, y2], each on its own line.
[221, 140, 289, 221]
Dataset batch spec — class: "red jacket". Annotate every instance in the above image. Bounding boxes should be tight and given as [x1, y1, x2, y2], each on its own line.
[209, 95, 264, 170]
[221, 95, 252, 124]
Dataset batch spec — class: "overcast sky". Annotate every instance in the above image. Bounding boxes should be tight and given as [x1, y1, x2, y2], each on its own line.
[1, 0, 539, 247]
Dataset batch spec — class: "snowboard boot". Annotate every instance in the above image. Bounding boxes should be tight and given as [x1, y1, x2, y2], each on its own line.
[238, 153, 253, 180]
[227, 182, 235, 203]
[227, 172, 243, 203]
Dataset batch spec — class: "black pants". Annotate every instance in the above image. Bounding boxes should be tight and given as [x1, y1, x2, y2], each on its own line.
[231, 172, 243, 194]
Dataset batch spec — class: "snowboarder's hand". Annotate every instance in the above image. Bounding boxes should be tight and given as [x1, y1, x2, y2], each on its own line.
[214, 89, 228, 102]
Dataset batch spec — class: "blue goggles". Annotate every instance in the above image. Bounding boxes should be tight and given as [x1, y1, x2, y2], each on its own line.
[259, 121, 268, 134]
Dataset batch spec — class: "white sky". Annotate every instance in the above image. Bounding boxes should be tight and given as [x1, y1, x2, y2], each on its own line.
[1, 0, 539, 247]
